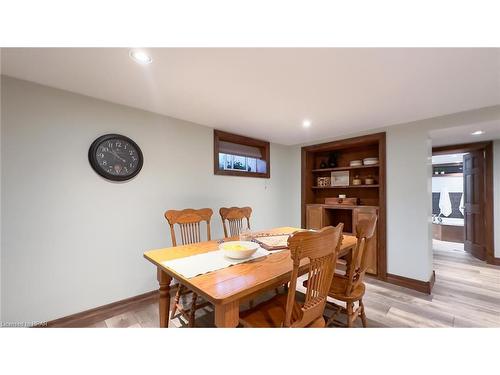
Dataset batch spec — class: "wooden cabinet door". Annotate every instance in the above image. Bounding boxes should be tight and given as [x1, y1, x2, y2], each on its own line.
[353, 207, 378, 275]
[306, 205, 323, 229]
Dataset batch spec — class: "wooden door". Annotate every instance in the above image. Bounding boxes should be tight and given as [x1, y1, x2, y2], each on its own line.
[306, 205, 323, 229]
[463, 151, 486, 260]
[353, 207, 378, 275]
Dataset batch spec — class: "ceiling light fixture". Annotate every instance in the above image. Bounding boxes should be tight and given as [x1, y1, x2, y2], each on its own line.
[471, 130, 485, 136]
[129, 50, 152, 64]
[302, 119, 312, 128]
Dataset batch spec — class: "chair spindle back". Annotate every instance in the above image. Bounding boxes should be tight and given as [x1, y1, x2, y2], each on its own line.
[164, 208, 213, 246]
[284, 224, 344, 327]
[219, 207, 252, 237]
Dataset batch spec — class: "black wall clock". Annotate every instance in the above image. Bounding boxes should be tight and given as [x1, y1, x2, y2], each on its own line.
[88, 134, 143, 181]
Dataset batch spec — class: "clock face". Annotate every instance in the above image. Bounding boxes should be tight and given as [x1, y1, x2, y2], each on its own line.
[89, 134, 143, 181]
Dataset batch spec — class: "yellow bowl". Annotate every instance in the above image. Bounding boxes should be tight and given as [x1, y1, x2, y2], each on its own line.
[220, 241, 259, 259]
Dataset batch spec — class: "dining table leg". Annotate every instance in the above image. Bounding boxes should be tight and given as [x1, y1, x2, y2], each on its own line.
[214, 301, 240, 328]
[157, 268, 172, 328]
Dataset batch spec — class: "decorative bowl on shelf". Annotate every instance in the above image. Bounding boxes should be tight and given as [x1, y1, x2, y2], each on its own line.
[349, 160, 363, 167]
[365, 177, 375, 185]
[363, 157, 379, 165]
[219, 241, 259, 259]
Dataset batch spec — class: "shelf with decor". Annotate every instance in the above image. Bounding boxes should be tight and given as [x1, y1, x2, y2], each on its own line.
[301, 132, 386, 278]
[312, 164, 379, 173]
[312, 184, 380, 189]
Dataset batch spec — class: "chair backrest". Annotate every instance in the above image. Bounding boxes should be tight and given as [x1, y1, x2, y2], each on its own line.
[219, 206, 252, 237]
[345, 214, 378, 295]
[284, 224, 344, 328]
[164, 208, 213, 246]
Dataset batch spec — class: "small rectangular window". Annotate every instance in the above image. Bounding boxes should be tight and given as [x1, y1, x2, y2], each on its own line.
[214, 130, 270, 178]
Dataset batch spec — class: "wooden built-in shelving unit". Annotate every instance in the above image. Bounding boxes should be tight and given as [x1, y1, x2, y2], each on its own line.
[301, 132, 387, 278]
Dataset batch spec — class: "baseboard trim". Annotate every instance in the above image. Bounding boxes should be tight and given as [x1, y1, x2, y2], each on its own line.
[429, 270, 436, 291]
[490, 257, 500, 266]
[385, 270, 436, 294]
[40, 290, 159, 328]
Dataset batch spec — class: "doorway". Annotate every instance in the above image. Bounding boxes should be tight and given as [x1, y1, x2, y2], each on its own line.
[432, 141, 494, 263]
[431, 152, 466, 256]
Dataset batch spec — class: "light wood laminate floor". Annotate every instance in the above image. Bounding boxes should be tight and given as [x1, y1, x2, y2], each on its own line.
[90, 240, 500, 328]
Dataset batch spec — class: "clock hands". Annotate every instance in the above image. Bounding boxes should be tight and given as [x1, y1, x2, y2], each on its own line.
[113, 151, 126, 163]
[105, 147, 127, 163]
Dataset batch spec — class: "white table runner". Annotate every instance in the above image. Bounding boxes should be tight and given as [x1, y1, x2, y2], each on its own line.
[162, 247, 274, 279]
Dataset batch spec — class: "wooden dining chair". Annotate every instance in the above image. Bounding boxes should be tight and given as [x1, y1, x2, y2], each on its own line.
[239, 224, 344, 328]
[220, 206, 282, 303]
[323, 214, 378, 327]
[219, 206, 252, 237]
[164, 208, 213, 327]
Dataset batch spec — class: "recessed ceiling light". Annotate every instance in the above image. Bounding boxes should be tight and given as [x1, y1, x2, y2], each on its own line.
[129, 50, 152, 64]
[471, 130, 485, 136]
[302, 119, 312, 128]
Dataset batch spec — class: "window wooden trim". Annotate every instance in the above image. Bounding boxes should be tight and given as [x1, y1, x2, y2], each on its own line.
[213, 130, 270, 178]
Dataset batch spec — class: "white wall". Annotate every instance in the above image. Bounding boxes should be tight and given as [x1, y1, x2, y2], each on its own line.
[495, 140, 500, 258]
[0, 77, 298, 323]
[386, 125, 434, 280]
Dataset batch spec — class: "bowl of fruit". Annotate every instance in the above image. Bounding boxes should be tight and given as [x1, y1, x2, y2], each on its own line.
[219, 241, 260, 259]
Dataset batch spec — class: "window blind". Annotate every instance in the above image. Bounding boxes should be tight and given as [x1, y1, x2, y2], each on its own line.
[219, 141, 263, 159]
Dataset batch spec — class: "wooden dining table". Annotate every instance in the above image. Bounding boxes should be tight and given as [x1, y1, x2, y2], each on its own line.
[143, 226, 357, 328]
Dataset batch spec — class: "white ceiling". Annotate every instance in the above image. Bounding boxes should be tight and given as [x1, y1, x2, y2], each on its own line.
[2, 48, 499, 145]
[430, 120, 500, 147]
